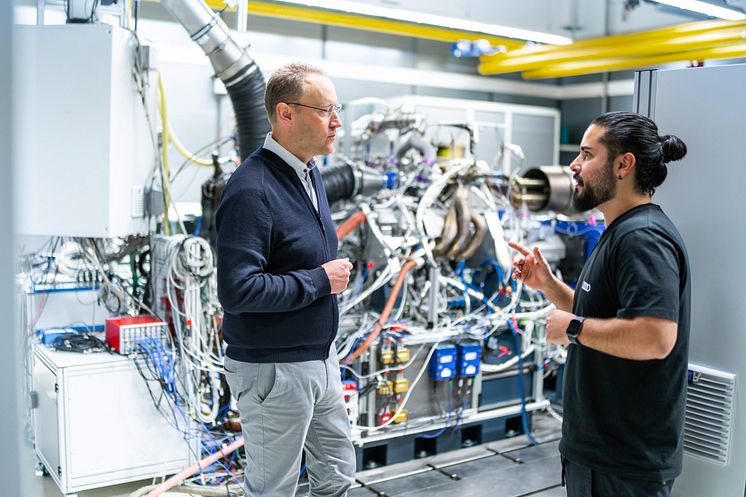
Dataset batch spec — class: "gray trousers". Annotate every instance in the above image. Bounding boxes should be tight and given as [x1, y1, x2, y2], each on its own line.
[224, 348, 356, 497]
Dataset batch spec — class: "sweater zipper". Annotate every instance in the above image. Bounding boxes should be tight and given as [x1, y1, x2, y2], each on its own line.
[309, 172, 326, 237]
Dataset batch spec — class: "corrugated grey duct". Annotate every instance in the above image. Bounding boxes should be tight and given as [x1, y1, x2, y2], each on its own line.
[161, 0, 270, 160]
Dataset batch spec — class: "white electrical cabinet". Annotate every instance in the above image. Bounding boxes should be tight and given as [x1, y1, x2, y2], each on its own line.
[32, 346, 192, 496]
[15, 24, 156, 237]
[634, 64, 746, 497]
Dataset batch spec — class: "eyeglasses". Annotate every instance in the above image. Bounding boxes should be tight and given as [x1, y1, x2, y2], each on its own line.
[286, 102, 342, 118]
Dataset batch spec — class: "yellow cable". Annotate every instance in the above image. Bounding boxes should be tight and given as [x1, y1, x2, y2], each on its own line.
[169, 126, 213, 166]
[157, 73, 171, 235]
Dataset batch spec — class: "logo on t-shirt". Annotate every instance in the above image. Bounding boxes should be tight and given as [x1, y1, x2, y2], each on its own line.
[581, 281, 591, 292]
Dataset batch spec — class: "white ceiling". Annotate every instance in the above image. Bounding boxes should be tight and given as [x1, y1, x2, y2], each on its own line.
[15, 0, 746, 41]
[353, 0, 746, 39]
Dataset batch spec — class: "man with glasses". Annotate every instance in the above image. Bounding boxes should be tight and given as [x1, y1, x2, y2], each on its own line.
[217, 62, 355, 497]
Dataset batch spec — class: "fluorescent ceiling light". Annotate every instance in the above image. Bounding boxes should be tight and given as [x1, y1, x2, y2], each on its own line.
[270, 0, 573, 45]
[652, 0, 746, 20]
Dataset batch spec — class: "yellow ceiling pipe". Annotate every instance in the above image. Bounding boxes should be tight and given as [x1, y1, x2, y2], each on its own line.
[520, 42, 746, 79]
[204, 0, 234, 8]
[482, 18, 746, 63]
[198, 0, 524, 48]
[479, 27, 746, 74]
[247, 1, 523, 46]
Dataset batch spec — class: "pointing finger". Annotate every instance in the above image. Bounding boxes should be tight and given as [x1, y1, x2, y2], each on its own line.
[508, 241, 530, 256]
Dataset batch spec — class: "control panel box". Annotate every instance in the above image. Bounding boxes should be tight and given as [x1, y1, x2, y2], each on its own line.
[105, 315, 168, 354]
[16, 24, 156, 237]
[429, 344, 457, 381]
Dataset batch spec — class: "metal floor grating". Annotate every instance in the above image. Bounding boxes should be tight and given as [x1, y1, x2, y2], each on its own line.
[298, 413, 564, 497]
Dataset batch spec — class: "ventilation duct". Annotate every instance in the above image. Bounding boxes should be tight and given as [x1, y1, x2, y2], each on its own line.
[161, 0, 270, 160]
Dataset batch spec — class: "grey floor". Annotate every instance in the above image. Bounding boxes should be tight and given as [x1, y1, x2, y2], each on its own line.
[29, 413, 564, 497]
[300, 413, 564, 497]
[335, 439, 562, 497]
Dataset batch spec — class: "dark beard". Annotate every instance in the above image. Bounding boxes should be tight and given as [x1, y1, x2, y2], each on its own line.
[572, 161, 616, 211]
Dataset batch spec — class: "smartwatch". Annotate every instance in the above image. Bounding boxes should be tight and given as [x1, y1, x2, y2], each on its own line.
[566, 316, 586, 345]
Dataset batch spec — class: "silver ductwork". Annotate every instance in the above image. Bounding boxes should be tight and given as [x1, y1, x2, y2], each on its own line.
[161, 0, 270, 160]
[161, 0, 255, 86]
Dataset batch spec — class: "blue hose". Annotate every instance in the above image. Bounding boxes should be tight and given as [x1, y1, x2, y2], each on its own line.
[508, 320, 538, 446]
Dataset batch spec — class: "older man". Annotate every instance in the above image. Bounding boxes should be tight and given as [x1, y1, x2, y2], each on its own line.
[217, 62, 355, 497]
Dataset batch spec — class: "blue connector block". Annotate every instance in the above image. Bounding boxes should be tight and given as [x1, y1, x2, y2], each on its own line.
[429, 344, 457, 381]
[457, 342, 482, 377]
[384, 171, 398, 189]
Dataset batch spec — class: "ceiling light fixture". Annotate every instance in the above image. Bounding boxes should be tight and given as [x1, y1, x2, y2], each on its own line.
[652, 0, 746, 21]
[269, 0, 573, 45]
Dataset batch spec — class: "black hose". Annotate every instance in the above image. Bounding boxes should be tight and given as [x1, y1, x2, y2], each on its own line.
[200, 155, 226, 247]
[226, 61, 271, 162]
[321, 163, 356, 204]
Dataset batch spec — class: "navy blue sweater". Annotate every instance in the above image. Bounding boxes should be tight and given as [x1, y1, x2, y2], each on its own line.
[216, 148, 339, 363]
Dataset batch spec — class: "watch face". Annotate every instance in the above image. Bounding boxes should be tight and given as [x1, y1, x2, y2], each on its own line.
[567, 318, 584, 341]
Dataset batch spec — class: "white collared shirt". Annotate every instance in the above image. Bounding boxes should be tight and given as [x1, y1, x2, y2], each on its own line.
[263, 132, 318, 212]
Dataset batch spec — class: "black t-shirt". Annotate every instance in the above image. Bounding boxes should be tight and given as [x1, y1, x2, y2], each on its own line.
[559, 203, 691, 481]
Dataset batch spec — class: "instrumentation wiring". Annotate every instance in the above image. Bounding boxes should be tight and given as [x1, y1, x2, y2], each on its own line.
[326, 107, 583, 440]
[20, 95, 592, 490]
